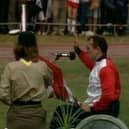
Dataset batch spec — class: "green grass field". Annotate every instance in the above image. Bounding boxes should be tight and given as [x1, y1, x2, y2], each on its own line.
[0, 34, 129, 45]
[0, 58, 129, 129]
[0, 34, 129, 128]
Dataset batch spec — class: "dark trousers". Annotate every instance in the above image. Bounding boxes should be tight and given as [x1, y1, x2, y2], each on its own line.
[78, 2, 89, 32]
[49, 100, 120, 129]
[7, 104, 46, 129]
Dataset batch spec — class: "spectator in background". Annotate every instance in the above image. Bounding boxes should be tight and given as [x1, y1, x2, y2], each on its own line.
[52, 0, 67, 36]
[35, 0, 52, 35]
[67, 0, 79, 34]
[0, 0, 9, 34]
[88, 0, 101, 33]
[8, 0, 40, 32]
[115, 0, 128, 35]
[8, 0, 22, 32]
[25, 0, 41, 31]
[78, 0, 89, 36]
[101, 0, 116, 35]
[101, 0, 128, 36]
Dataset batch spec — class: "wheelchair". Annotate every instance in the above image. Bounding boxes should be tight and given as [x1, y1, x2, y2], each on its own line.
[49, 102, 128, 129]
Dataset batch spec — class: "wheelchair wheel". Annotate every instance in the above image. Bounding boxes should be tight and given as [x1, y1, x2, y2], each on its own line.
[76, 114, 128, 129]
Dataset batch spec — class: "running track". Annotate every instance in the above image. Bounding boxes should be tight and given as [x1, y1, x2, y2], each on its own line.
[0, 44, 129, 62]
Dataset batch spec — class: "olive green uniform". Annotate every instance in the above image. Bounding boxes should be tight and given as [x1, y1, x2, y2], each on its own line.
[0, 59, 53, 129]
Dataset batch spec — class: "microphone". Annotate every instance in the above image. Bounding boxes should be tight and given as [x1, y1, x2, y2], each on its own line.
[55, 51, 76, 60]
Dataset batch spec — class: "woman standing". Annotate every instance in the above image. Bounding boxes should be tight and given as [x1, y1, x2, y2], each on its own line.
[0, 31, 53, 129]
[67, 0, 79, 34]
[52, 0, 67, 35]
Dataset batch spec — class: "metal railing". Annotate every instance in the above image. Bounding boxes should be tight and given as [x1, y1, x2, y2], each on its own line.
[0, 22, 128, 35]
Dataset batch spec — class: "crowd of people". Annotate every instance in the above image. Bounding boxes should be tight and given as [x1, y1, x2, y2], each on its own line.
[0, 0, 128, 36]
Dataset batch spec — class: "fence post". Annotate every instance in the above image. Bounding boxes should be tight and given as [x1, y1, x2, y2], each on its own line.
[21, 4, 26, 32]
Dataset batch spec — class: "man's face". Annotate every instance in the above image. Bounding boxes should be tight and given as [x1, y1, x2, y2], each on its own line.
[86, 38, 99, 61]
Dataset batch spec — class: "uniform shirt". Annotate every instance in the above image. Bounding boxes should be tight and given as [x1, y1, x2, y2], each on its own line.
[76, 49, 121, 112]
[0, 58, 53, 105]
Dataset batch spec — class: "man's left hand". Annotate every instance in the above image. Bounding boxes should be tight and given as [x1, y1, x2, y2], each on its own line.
[80, 102, 91, 112]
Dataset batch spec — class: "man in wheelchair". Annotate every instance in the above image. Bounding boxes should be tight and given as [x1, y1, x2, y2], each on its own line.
[49, 35, 121, 129]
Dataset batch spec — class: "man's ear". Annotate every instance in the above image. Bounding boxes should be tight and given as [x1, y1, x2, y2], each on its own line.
[96, 46, 101, 52]
[95, 46, 102, 55]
